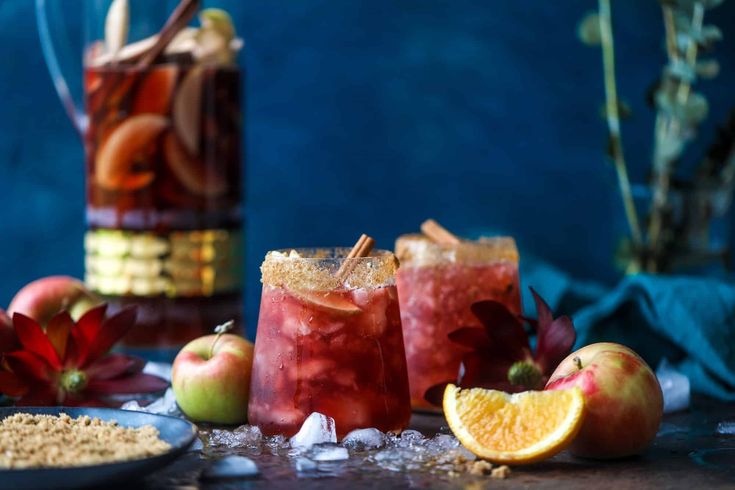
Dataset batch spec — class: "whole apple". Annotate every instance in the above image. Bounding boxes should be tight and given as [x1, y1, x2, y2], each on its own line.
[545, 342, 663, 459]
[172, 333, 254, 424]
[7, 276, 101, 327]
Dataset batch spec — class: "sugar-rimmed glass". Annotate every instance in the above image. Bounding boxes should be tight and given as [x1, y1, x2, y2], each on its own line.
[395, 235, 522, 411]
[248, 248, 411, 438]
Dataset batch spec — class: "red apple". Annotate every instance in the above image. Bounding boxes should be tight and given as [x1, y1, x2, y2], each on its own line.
[545, 342, 663, 459]
[7, 276, 101, 326]
[172, 333, 254, 424]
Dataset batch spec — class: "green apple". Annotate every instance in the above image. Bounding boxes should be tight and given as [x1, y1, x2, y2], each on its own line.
[172, 333, 254, 424]
[545, 342, 663, 459]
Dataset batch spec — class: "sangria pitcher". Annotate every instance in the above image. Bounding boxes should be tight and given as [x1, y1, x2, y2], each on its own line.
[36, 0, 244, 360]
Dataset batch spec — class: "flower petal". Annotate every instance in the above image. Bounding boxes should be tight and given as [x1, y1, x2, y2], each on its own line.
[4, 351, 54, 382]
[423, 381, 453, 408]
[85, 372, 167, 395]
[12, 313, 62, 369]
[470, 300, 529, 361]
[0, 371, 28, 397]
[530, 287, 576, 373]
[76, 304, 108, 344]
[83, 307, 137, 367]
[46, 312, 74, 361]
[85, 354, 145, 380]
[535, 315, 576, 373]
[530, 287, 554, 330]
[447, 327, 491, 351]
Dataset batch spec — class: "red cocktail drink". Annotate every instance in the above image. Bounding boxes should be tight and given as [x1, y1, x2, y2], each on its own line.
[395, 235, 521, 410]
[248, 249, 411, 438]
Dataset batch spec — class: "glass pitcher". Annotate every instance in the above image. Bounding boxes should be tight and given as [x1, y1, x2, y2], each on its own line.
[36, 0, 244, 361]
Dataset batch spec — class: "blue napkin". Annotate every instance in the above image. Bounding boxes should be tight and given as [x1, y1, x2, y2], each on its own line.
[522, 259, 735, 401]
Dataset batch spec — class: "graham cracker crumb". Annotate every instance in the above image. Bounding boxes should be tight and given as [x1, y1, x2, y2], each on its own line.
[467, 459, 494, 475]
[0, 413, 171, 469]
[491, 465, 511, 479]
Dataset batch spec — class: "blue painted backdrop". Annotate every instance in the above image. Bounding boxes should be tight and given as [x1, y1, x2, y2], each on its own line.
[1, 1, 734, 336]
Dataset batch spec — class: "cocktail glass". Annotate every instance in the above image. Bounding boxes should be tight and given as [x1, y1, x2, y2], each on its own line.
[36, 1, 244, 359]
[248, 248, 411, 438]
[395, 235, 522, 411]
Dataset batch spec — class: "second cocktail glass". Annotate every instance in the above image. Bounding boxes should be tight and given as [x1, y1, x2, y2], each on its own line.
[248, 248, 411, 438]
[396, 234, 522, 411]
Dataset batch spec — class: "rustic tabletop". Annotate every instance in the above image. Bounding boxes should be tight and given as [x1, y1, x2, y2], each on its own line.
[124, 396, 735, 489]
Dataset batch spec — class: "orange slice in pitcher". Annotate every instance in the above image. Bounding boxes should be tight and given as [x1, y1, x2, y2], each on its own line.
[291, 290, 362, 316]
[443, 384, 585, 465]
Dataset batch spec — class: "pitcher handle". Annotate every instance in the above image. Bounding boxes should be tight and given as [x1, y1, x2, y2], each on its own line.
[36, 0, 88, 135]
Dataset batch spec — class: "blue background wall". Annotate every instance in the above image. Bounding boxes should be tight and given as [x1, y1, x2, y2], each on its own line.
[1, 1, 733, 336]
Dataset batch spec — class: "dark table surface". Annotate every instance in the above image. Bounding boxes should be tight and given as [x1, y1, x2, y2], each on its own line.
[134, 396, 735, 489]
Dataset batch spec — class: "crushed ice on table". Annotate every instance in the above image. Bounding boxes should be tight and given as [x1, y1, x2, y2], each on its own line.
[342, 428, 386, 450]
[200, 455, 259, 480]
[307, 443, 350, 462]
[121, 387, 181, 417]
[289, 412, 337, 449]
[716, 421, 735, 436]
[207, 425, 263, 450]
[656, 358, 690, 413]
[294, 457, 318, 472]
[370, 430, 475, 473]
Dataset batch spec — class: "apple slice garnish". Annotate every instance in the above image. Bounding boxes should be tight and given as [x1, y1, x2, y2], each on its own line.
[289, 289, 362, 316]
[132, 65, 179, 115]
[163, 130, 228, 197]
[173, 66, 204, 157]
[95, 114, 168, 191]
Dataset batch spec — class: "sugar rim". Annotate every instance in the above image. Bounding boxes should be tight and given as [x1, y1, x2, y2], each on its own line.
[395, 234, 519, 267]
[260, 248, 399, 290]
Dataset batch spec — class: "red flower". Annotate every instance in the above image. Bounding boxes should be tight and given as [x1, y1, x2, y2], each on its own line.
[425, 288, 576, 405]
[0, 305, 168, 406]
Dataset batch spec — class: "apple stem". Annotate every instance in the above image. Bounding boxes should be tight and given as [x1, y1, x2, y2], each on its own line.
[209, 319, 235, 359]
[573, 356, 583, 371]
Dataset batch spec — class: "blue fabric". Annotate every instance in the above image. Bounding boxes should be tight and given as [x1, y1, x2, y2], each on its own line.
[523, 259, 735, 400]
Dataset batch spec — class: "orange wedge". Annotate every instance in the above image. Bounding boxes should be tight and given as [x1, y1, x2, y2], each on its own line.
[443, 384, 585, 465]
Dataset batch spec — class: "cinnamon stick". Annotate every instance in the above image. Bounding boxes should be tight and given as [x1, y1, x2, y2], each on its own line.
[136, 0, 201, 69]
[336, 234, 375, 281]
[421, 219, 460, 245]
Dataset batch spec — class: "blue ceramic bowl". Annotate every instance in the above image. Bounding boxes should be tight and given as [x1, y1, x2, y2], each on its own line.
[0, 406, 197, 489]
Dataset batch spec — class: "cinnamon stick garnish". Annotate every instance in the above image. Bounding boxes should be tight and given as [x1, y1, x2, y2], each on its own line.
[421, 219, 461, 245]
[336, 234, 376, 281]
[136, 0, 200, 69]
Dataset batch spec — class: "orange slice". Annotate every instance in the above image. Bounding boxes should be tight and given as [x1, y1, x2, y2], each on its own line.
[443, 384, 585, 465]
[290, 290, 362, 316]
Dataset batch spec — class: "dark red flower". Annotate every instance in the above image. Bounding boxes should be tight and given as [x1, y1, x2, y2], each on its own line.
[0, 305, 167, 406]
[424, 288, 576, 405]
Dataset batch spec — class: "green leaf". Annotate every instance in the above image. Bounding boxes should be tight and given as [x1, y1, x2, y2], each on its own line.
[655, 90, 709, 126]
[666, 59, 697, 83]
[577, 11, 601, 46]
[695, 59, 720, 78]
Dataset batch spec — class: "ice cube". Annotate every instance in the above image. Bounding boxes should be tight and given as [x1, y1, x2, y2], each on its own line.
[265, 434, 289, 455]
[428, 433, 460, 450]
[716, 421, 735, 436]
[201, 456, 259, 480]
[656, 358, 690, 413]
[342, 428, 386, 450]
[206, 425, 262, 449]
[371, 448, 424, 472]
[397, 429, 426, 447]
[121, 387, 180, 417]
[294, 457, 317, 472]
[289, 412, 337, 449]
[307, 443, 350, 461]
